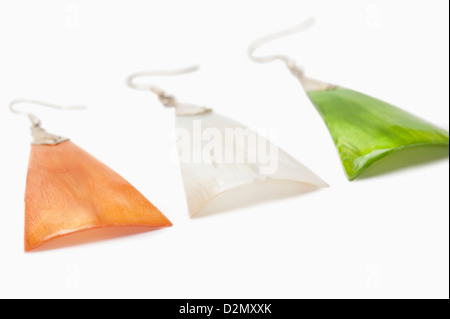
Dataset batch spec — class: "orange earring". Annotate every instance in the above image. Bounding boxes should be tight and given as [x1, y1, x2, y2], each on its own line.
[10, 99, 172, 252]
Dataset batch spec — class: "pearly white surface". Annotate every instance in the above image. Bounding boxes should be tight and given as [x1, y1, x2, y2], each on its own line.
[176, 111, 328, 216]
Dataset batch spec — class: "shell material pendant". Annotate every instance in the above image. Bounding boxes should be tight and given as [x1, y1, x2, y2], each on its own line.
[301, 77, 450, 180]
[248, 19, 449, 181]
[126, 68, 328, 217]
[174, 104, 328, 216]
[11, 100, 172, 252]
[25, 140, 172, 251]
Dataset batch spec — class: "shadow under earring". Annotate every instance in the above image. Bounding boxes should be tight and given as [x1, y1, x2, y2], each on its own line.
[10, 99, 172, 252]
[126, 67, 328, 217]
[249, 18, 449, 181]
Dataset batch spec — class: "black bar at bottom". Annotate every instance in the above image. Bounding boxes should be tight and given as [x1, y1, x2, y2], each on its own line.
[163, 300, 298, 317]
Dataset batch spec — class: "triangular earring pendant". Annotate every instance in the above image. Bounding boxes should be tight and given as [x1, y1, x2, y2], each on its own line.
[248, 18, 449, 181]
[175, 107, 329, 216]
[126, 68, 328, 217]
[10, 99, 172, 252]
[301, 77, 449, 180]
[25, 140, 172, 251]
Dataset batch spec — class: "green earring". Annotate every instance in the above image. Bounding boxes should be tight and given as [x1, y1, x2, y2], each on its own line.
[249, 18, 449, 180]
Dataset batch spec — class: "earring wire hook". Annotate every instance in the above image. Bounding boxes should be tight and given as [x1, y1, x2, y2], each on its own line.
[126, 65, 212, 116]
[248, 17, 316, 77]
[126, 65, 200, 107]
[10, 99, 86, 145]
[9, 98, 85, 127]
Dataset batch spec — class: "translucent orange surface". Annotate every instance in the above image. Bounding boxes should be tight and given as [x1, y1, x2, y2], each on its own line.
[24, 141, 172, 252]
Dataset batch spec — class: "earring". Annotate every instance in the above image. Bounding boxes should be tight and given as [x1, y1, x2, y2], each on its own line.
[249, 18, 449, 180]
[126, 67, 328, 217]
[10, 99, 172, 252]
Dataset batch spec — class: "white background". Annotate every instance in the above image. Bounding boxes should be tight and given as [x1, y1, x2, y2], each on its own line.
[0, 0, 448, 299]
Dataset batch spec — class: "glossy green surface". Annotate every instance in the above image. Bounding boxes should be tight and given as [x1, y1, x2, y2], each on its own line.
[308, 87, 449, 180]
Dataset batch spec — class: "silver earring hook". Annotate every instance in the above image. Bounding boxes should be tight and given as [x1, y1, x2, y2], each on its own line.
[9, 98, 86, 127]
[9, 99, 86, 145]
[126, 65, 200, 108]
[126, 65, 199, 91]
[126, 65, 212, 116]
[248, 17, 316, 77]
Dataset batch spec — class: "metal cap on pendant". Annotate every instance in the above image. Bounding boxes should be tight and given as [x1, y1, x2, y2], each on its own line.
[9, 99, 85, 145]
[248, 17, 336, 92]
[126, 66, 213, 116]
